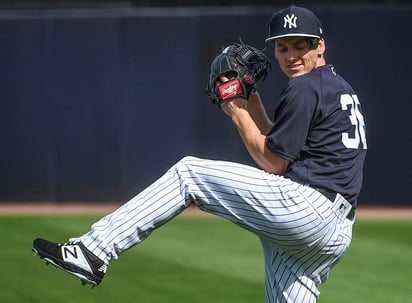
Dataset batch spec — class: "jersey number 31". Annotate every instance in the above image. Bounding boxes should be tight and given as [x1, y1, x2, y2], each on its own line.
[340, 94, 367, 150]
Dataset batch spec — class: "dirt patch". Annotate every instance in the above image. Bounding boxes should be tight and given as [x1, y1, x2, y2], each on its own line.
[0, 202, 411, 219]
[355, 206, 412, 219]
[0, 202, 210, 216]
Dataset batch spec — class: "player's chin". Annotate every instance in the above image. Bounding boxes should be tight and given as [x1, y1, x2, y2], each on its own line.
[288, 71, 302, 79]
[283, 65, 302, 79]
[288, 68, 309, 79]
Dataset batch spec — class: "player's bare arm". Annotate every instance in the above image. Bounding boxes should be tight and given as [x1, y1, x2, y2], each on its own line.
[247, 92, 274, 135]
[221, 98, 289, 175]
[215, 74, 273, 135]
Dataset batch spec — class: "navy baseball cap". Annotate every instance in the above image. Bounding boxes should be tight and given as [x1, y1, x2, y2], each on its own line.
[265, 6, 324, 42]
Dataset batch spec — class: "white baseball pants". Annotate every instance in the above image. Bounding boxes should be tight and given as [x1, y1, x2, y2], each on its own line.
[74, 156, 353, 303]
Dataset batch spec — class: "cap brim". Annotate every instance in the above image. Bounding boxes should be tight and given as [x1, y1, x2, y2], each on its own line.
[265, 33, 321, 43]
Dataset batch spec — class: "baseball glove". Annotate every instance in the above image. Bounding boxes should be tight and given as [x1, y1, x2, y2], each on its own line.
[205, 40, 271, 108]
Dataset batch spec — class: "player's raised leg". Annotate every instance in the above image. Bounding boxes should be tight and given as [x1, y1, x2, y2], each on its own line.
[33, 156, 340, 288]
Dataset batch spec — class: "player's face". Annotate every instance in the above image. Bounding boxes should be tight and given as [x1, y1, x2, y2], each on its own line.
[274, 37, 325, 79]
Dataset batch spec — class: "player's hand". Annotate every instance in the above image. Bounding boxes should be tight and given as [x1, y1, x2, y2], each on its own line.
[218, 75, 248, 117]
[221, 97, 248, 117]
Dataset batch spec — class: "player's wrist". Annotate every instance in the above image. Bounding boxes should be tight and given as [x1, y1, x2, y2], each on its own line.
[228, 104, 252, 126]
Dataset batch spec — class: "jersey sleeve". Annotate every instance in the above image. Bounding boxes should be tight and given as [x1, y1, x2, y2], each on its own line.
[266, 79, 318, 162]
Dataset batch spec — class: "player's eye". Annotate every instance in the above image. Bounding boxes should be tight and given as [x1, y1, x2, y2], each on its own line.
[295, 42, 308, 50]
[275, 45, 287, 53]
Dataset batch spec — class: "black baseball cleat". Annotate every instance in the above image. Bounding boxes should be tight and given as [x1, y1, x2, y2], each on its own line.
[32, 238, 107, 287]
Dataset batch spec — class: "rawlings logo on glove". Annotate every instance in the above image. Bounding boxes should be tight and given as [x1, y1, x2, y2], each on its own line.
[205, 39, 271, 108]
[218, 79, 244, 101]
[243, 74, 255, 84]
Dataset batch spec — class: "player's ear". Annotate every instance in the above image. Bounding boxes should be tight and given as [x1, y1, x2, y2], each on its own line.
[317, 38, 326, 57]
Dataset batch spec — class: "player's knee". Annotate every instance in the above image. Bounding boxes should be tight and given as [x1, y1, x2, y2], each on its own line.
[173, 156, 204, 175]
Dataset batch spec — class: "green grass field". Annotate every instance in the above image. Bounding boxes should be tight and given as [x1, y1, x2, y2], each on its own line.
[0, 214, 411, 303]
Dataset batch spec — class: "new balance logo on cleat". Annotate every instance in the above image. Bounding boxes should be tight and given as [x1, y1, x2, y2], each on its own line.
[63, 245, 78, 258]
[32, 238, 108, 287]
[61, 244, 95, 274]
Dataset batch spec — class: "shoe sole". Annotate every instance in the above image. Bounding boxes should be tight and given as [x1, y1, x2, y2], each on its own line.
[32, 246, 98, 288]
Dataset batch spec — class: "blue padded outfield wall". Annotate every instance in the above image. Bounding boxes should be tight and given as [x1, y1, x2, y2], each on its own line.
[0, 4, 411, 204]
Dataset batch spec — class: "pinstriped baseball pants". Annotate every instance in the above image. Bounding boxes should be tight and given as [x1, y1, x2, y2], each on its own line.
[75, 156, 353, 303]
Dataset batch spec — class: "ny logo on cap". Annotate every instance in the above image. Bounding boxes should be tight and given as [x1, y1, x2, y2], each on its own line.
[283, 13, 297, 29]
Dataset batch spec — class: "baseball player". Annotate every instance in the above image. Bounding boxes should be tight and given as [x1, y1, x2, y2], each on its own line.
[32, 6, 367, 303]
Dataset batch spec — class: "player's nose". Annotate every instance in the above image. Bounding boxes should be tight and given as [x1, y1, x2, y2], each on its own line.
[286, 49, 298, 60]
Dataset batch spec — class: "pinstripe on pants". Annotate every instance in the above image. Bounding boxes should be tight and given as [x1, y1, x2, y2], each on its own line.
[75, 156, 353, 303]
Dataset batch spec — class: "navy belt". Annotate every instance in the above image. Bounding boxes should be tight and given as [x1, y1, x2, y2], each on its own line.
[313, 186, 356, 220]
